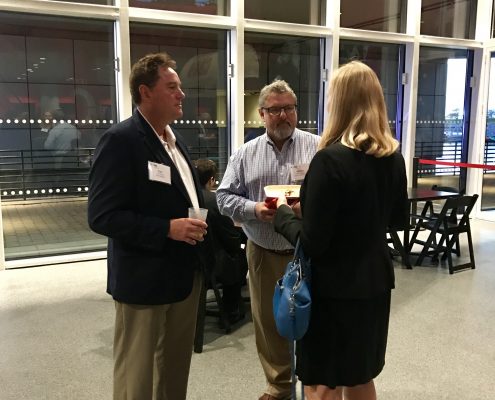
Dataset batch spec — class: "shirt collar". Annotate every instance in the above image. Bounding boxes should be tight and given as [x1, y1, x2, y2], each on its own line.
[137, 108, 175, 147]
[164, 125, 177, 148]
[265, 129, 296, 149]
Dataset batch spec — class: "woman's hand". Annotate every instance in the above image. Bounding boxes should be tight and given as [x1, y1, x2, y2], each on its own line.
[291, 201, 302, 218]
[276, 195, 288, 208]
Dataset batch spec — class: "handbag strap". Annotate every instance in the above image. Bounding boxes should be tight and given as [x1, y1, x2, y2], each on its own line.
[293, 238, 302, 261]
[293, 238, 310, 277]
[294, 238, 301, 255]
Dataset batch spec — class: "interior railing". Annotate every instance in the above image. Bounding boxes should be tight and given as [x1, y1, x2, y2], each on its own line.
[0, 148, 94, 201]
[0, 140, 494, 202]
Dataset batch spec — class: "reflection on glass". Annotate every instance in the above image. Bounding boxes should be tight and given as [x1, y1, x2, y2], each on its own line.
[244, 33, 321, 142]
[245, 0, 323, 24]
[481, 54, 495, 210]
[339, 40, 403, 139]
[129, 0, 226, 15]
[340, 0, 405, 33]
[421, 0, 477, 39]
[415, 46, 471, 191]
[55, 0, 113, 4]
[130, 23, 228, 175]
[0, 12, 116, 259]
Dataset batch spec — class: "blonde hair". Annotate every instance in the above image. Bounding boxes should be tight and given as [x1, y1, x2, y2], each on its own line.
[319, 61, 399, 157]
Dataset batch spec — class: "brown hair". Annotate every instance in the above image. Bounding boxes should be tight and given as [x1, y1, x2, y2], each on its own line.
[319, 61, 399, 157]
[129, 53, 177, 105]
[194, 159, 218, 187]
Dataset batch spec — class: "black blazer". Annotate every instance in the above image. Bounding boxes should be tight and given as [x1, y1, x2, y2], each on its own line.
[88, 109, 206, 305]
[274, 143, 408, 299]
[203, 189, 241, 256]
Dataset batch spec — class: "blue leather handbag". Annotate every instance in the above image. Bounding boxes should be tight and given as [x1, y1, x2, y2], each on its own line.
[273, 239, 311, 341]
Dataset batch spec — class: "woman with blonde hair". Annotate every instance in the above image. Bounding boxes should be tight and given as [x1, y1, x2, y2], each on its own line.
[274, 61, 408, 400]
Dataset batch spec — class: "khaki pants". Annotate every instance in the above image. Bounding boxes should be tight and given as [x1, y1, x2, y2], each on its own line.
[247, 241, 293, 399]
[113, 272, 201, 400]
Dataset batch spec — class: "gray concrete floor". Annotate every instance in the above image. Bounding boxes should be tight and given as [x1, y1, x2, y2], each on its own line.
[0, 219, 494, 399]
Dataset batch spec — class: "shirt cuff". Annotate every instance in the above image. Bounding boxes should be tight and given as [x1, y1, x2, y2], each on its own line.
[244, 200, 258, 220]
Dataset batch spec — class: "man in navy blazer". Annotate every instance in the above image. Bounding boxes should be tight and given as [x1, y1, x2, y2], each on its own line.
[88, 53, 208, 400]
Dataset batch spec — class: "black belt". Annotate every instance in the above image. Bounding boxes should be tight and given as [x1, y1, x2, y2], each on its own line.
[250, 241, 295, 256]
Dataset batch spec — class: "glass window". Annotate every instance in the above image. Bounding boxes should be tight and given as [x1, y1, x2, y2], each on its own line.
[481, 52, 495, 210]
[340, 0, 406, 33]
[0, 12, 116, 259]
[130, 23, 228, 176]
[129, 0, 228, 16]
[244, 33, 322, 141]
[492, 1, 495, 37]
[415, 46, 473, 192]
[339, 40, 404, 140]
[245, 0, 323, 25]
[421, 0, 477, 39]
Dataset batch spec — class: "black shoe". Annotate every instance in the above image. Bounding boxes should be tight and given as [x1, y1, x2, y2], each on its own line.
[227, 309, 245, 324]
[218, 308, 245, 329]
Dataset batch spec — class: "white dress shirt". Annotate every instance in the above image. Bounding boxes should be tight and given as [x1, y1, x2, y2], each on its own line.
[138, 109, 199, 209]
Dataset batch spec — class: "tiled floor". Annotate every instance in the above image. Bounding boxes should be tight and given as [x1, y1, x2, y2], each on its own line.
[0, 218, 494, 399]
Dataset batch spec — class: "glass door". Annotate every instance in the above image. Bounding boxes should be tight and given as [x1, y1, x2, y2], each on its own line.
[480, 51, 495, 212]
[339, 41, 405, 143]
[414, 46, 474, 193]
[0, 13, 116, 262]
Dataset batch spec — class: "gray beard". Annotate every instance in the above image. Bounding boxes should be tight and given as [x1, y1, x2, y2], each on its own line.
[271, 125, 294, 141]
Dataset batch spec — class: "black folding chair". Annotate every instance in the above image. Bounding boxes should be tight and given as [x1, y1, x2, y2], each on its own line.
[194, 269, 231, 354]
[407, 194, 478, 274]
[431, 185, 464, 194]
[387, 228, 409, 267]
[419, 185, 466, 251]
[194, 235, 249, 353]
[422, 185, 464, 218]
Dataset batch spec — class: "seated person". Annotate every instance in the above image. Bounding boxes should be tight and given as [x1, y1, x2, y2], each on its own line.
[194, 159, 247, 324]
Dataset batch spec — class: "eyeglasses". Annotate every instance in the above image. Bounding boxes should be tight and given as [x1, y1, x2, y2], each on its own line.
[261, 105, 297, 116]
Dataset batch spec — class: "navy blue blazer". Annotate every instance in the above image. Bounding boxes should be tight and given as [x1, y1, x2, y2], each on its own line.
[88, 110, 206, 305]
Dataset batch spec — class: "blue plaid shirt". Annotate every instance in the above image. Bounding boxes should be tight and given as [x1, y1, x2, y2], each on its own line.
[217, 128, 320, 250]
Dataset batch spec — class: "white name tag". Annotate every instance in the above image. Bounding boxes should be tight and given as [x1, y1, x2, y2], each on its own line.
[290, 164, 309, 183]
[148, 161, 171, 185]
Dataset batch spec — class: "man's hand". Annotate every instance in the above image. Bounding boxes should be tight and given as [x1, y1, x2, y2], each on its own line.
[168, 218, 208, 245]
[255, 202, 276, 222]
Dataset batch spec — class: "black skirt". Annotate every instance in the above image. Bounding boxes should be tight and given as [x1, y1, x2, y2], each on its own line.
[296, 290, 391, 388]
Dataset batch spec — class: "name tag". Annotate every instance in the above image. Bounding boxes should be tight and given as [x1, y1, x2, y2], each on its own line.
[148, 161, 171, 185]
[290, 164, 309, 183]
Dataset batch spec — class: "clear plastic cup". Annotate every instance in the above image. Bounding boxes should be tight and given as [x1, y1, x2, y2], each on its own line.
[188, 207, 208, 221]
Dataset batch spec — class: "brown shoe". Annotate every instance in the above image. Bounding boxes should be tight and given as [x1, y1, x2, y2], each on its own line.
[258, 395, 277, 400]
